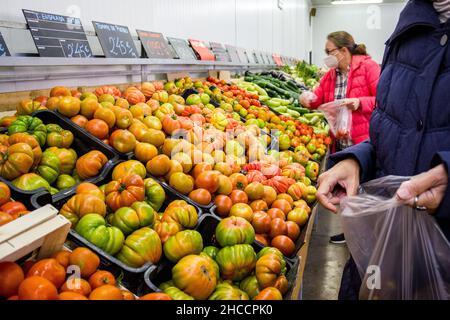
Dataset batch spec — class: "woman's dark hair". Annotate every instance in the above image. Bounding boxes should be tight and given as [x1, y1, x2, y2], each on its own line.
[327, 31, 367, 56]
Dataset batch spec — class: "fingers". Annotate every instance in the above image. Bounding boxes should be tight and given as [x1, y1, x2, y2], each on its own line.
[317, 174, 338, 213]
[396, 171, 440, 202]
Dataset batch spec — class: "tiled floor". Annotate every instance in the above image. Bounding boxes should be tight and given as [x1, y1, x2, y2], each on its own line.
[302, 206, 350, 300]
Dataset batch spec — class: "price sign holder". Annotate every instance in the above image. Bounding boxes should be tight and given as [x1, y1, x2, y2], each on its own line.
[225, 45, 240, 63]
[0, 32, 11, 57]
[22, 9, 92, 58]
[210, 42, 230, 62]
[189, 39, 215, 61]
[236, 47, 248, 64]
[167, 37, 197, 60]
[246, 49, 257, 64]
[93, 21, 138, 58]
[137, 30, 173, 59]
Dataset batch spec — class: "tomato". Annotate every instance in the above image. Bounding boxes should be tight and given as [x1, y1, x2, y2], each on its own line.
[18, 276, 58, 300]
[215, 216, 255, 247]
[286, 221, 301, 241]
[58, 96, 80, 117]
[163, 230, 203, 263]
[169, 172, 194, 195]
[209, 281, 249, 300]
[59, 193, 107, 226]
[252, 211, 272, 234]
[89, 285, 123, 300]
[214, 195, 233, 217]
[229, 190, 248, 204]
[189, 188, 212, 206]
[229, 203, 253, 222]
[267, 208, 286, 221]
[250, 200, 268, 212]
[51, 250, 71, 269]
[172, 255, 217, 300]
[69, 247, 100, 278]
[211, 175, 230, 197]
[109, 129, 136, 153]
[121, 290, 136, 300]
[143, 116, 162, 130]
[271, 199, 292, 215]
[113, 107, 133, 129]
[0, 262, 24, 298]
[134, 142, 158, 163]
[110, 202, 155, 235]
[269, 218, 288, 239]
[0, 201, 27, 217]
[80, 98, 100, 119]
[255, 234, 270, 246]
[146, 154, 171, 177]
[105, 174, 145, 211]
[229, 173, 248, 190]
[276, 193, 294, 206]
[144, 178, 166, 211]
[195, 171, 220, 193]
[271, 235, 296, 257]
[191, 162, 213, 179]
[0, 182, 11, 206]
[262, 186, 277, 206]
[287, 207, 309, 227]
[0, 211, 13, 226]
[154, 220, 181, 243]
[214, 162, 232, 176]
[59, 292, 89, 300]
[244, 182, 265, 201]
[94, 106, 116, 128]
[60, 278, 92, 297]
[216, 244, 257, 282]
[140, 293, 172, 300]
[88, 270, 116, 289]
[26, 258, 66, 288]
[112, 160, 146, 180]
[50, 86, 71, 97]
[46, 147, 77, 175]
[171, 152, 193, 173]
[0, 142, 35, 180]
[254, 287, 283, 300]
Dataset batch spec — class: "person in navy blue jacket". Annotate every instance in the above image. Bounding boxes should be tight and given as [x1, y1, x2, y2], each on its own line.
[317, 0, 450, 299]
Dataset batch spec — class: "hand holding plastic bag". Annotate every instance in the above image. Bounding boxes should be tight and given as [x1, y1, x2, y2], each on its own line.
[318, 100, 353, 146]
[339, 175, 450, 300]
[299, 91, 318, 108]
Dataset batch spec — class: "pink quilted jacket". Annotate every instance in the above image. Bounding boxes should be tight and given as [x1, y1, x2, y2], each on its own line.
[309, 55, 380, 144]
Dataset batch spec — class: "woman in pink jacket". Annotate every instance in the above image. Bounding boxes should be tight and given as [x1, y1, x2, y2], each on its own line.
[301, 31, 380, 151]
[301, 31, 380, 244]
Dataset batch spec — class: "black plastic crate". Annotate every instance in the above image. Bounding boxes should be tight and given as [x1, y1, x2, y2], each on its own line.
[142, 214, 299, 298]
[49, 160, 203, 295]
[0, 110, 120, 208]
[209, 204, 314, 261]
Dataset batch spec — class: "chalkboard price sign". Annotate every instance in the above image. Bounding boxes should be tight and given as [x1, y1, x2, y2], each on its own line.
[93, 21, 138, 58]
[167, 37, 197, 61]
[210, 42, 230, 62]
[22, 9, 92, 58]
[0, 32, 11, 57]
[225, 45, 240, 63]
[137, 30, 173, 59]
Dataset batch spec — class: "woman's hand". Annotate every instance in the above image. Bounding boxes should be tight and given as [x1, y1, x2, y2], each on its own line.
[343, 98, 360, 110]
[316, 158, 361, 213]
[396, 164, 448, 214]
[300, 91, 318, 108]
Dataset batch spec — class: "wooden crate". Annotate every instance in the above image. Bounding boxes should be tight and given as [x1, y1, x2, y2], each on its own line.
[0, 204, 71, 262]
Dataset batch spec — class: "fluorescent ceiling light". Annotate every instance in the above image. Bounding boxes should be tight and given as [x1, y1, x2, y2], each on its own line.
[332, 0, 383, 4]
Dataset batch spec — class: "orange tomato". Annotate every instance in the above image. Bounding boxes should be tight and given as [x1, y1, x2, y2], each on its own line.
[255, 234, 270, 246]
[252, 211, 272, 234]
[26, 258, 66, 288]
[146, 154, 171, 177]
[267, 208, 286, 221]
[71, 115, 88, 128]
[214, 195, 233, 217]
[269, 218, 288, 239]
[271, 235, 296, 257]
[276, 193, 294, 206]
[250, 200, 268, 212]
[262, 186, 277, 206]
[58, 96, 80, 117]
[134, 142, 158, 163]
[0, 262, 24, 298]
[18, 276, 59, 300]
[0, 181, 11, 206]
[51, 250, 71, 269]
[69, 247, 100, 278]
[271, 199, 292, 215]
[229, 173, 248, 190]
[85, 119, 109, 140]
[189, 188, 212, 206]
[140, 293, 172, 300]
[89, 285, 123, 300]
[286, 221, 301, 242]
[94, 107, 116, 128]
[109, 129, 137, 153]
[60, 278, 92, 297]
[121, 290, 136, 300]
[254, 287, 282, 300]
[80, 98, 100, 119]
[88, 270, 116, 289]
[59, 292, 89, 300]
[216, 175, 232, 195]
[229, 203, 253, 222]
[191, 162, 213, 180]
[229, 190, 248, 204]
[0, 211, 13, 226]
[1, 201, 27, 216]
[195, 171, 220, 193]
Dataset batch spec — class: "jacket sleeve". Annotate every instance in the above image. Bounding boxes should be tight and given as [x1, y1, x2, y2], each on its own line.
[327, 139, 377, 183]
[309, 72, 330, 109]
[357, 60, 381, 115]
[431, 152, 450, 220]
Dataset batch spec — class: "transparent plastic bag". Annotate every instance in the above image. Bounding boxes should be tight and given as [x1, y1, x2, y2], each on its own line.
[340, 175, 450, 300]
[318, 100, 352, 146]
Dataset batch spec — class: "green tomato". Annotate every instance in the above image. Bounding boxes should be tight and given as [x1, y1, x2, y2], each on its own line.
[216, 244, 256, 282]
[12, 173, 51, 192]
[37, 150, 61, 184]
[56, 174, 76, 190]
[144, 178, 166, 211]
[163, 230, 203, 263]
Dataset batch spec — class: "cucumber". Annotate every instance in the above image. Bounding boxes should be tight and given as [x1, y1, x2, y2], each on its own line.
[267, 100, 282, 108]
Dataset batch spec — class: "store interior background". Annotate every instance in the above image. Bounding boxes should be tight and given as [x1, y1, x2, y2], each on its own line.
[0, 0, 406, 66]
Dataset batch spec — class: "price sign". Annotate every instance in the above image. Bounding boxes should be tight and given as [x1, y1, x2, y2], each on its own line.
[225, 45, 240, 63]
[273, 53, 283, 66]
[189, 39, 215, 61]
[236, 47, 248, 64]
[266, 53, 275, 65]
[210, 42, 230, 62]
[167, 37, 197, 60]
[93, 21, 138, 58]
[0, 32, 10, 57]
[22, 9, 92, 58]
[137, 30, 173, 59]
[246, 49, 257, 64]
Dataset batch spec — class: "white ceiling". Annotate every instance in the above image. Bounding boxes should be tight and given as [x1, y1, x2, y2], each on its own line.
[311, 0, 406, 6]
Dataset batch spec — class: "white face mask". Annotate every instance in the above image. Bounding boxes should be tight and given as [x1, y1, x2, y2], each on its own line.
[324, 54, 339, 69]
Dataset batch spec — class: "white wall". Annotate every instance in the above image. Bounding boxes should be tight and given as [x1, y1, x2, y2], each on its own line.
[312, 2, 406, 65]
[0, 0, 312, 59]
